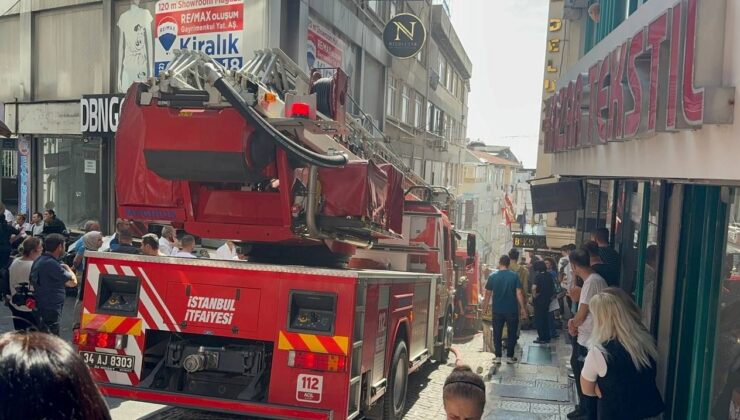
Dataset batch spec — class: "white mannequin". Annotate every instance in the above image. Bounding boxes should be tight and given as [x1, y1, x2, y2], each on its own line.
[117, 0, 153, 92]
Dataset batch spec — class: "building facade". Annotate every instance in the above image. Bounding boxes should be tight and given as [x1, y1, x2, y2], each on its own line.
[0, 0, 471, 233]
[536, 0, 739, 418]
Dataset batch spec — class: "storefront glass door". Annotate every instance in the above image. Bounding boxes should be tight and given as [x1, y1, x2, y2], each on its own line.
[36, 137, 106, 231]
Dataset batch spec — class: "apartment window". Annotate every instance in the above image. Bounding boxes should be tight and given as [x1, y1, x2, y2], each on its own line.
[400, 85, 410, 124]
[368, 0, 379, 15]
[446, 67, 452, 91]
[389, 1, 396, 18]
[427, 102, 434, 132]
[414, 95, 423, 128]
[386, 77, 396, 117]
[438, 55, 447, 88]
[435, 108, 444, 135]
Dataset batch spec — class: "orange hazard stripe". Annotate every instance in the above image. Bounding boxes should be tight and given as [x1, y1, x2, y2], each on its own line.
[81, 313, 143, 336]
[277, 331, 349, 355]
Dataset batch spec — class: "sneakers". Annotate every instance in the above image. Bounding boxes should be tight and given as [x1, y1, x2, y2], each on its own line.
[492, 356, 502, 365]
[534, 339, 550, 344]
[506, 356, 518, 364]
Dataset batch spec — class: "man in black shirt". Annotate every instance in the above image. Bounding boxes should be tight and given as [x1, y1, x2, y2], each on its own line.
[590, 228, 620, 286]
[582, 240, 617, 286]
[42, 210, 67, 235]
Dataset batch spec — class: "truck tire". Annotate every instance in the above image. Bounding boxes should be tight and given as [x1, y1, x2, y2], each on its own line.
[382, 340, 409, 420]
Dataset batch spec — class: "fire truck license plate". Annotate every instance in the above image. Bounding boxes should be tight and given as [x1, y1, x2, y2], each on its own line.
[79, 351, 135, 373]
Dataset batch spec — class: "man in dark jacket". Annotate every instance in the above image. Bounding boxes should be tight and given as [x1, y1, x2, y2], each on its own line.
[31, 234, 77, 335]
[42, 210, 67, 235]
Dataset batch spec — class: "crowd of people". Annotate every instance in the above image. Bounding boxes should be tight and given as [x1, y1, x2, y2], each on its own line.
[481, 228, 665, 420]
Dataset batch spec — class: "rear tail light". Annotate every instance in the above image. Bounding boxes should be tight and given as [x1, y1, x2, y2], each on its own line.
[288, 350, 346, 372]
[73, 328, 127, 350]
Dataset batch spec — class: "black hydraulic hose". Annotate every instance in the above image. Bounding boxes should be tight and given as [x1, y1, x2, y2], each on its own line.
[208, 68, 347, 168]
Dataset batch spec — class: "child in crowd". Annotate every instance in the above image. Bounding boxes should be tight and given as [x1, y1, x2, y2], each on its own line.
[443, 365, 486, 420]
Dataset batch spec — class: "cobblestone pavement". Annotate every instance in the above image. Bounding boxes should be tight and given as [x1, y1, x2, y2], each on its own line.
[402, 326, 576, 420]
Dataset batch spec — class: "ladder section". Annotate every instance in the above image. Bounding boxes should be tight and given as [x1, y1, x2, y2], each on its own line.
[347, 283, 366, 420]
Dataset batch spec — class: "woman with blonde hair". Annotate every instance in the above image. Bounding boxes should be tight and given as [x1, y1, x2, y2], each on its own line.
[580, 292, 664, 419]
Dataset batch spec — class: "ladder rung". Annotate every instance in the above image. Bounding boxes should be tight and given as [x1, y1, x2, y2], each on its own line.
[350, 376, 361, 385]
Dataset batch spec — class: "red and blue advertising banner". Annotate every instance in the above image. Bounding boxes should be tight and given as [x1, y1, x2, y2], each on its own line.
[154, 0, 244, 76]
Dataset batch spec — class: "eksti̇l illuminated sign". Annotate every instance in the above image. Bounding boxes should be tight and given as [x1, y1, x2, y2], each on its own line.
[542, 0, 734, 153]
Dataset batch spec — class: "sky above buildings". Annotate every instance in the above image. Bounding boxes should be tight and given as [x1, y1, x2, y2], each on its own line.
[451, 0, 549, 168]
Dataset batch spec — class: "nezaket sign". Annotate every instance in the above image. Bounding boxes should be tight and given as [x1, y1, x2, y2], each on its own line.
[80, 95, 125, 137]
[542, 0, 735, 153]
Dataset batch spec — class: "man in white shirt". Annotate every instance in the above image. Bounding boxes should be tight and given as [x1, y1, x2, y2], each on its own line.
[215, 241, 240, 260]
[172, 235, 197, 259]
[159, 226, 179, 256]
[566, 248, 606, 420]
[30, 212, 44, 237]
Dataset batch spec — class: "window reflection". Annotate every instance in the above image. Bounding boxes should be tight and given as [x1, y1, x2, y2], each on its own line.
[641, 181, 663, 334]
[713, 191, 740, 420]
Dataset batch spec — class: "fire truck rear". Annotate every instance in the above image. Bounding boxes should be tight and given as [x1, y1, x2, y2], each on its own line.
[73, 49, 466, 419]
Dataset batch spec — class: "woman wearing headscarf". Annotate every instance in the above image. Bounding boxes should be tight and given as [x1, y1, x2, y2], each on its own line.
[72, 231, 103, 274]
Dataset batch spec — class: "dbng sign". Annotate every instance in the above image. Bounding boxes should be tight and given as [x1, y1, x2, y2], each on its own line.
[383, 13, 426, 59]
[80, 95, 124, 137]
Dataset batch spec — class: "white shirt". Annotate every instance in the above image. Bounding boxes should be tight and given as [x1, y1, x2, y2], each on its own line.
[8, 258, 34, 312]
[31, 222, 44, 236]
[172, 250, 196, 259]
[560, 256, 575, 291]
[215, 242, 238, 260]
[582, 347, 608, 381]
[159, 237, 176, 256]
[577, 272, 607, 346]
[14, 222, 31, 237]
[4, 209, 13, 224]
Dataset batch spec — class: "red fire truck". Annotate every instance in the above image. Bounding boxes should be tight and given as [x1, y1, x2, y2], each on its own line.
[73, 50, 472, 419]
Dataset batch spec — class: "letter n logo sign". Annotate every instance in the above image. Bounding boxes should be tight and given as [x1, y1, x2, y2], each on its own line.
[383, 13, 426, 59]
[394, 21, 416, 41]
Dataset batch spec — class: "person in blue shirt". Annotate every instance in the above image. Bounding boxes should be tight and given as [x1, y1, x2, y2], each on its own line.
[31, 234, 77, 335]
[482, 255, 527, 364]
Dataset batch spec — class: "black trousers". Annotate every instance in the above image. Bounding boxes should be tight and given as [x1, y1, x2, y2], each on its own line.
[571, 340, 598, 418]
[492, 312, 519, 358]
[9, 306, 37, 331]
[534, 303, 551, 341]
[38, 308, 61, 336]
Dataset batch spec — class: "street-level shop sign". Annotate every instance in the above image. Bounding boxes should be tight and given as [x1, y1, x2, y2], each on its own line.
[512, 234, 548, 249]
[154, 0, 244, 76]
[80, 95, 125, 137]
[542, 0, 735, 153]
[383, 13, 426, 59]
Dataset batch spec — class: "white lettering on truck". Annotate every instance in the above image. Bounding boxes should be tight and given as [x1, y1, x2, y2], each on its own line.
[184, 296, 237, 325]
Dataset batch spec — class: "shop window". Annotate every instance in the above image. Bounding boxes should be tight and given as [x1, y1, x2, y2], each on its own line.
[615, 181, 643, 294]
[38, 137, 104, 230]
[713, 189, 740, 419]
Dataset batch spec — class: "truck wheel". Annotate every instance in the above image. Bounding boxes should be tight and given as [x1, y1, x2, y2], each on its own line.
[383, 340, 408, 420]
